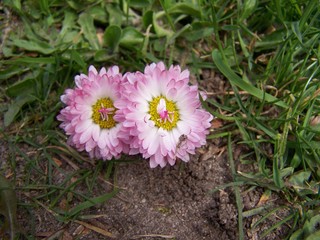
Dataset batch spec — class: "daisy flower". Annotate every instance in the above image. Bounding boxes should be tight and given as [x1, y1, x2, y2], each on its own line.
[114, 62, 213, 168]
[57, 65, 128, 160]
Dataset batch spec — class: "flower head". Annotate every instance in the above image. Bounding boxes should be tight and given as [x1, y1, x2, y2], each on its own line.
[115, 62, 213, 168]
[57, 66, 128, 160]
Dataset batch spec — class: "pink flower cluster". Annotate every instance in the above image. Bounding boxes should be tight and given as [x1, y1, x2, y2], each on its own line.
[57, 62, 213, 168]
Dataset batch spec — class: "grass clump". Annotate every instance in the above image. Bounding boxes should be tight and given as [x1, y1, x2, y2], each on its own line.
[0, 0, 320, 239]
[209, 0, 320, 238]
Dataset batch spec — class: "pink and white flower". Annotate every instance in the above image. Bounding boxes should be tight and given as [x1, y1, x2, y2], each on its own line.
[57, 66, 129, 160]
[114, 62, 213, 168]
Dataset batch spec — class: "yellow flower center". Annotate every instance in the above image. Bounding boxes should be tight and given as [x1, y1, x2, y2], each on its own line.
[92, 98, 117, 129]
[149, 96, 180, 130]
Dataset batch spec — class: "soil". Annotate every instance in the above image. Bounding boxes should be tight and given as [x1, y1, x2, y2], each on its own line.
[100, 143, 236, 240]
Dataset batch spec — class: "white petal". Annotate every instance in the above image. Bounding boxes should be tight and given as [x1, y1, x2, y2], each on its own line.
[85, 138, 96, 151]
[89, 65, 98, 75]
[137, 81, 152, 101]
[142, 127, 157, 150]
[188, 131, 201, 142]
[167, 88, 177, 99]
[79, 127, 93, 144]
[168, 157, 176, 166]
[167, 132, 177, 152]
[148, 133, 160, 155]
[149, 158, 158, 168]
[160, 136, 170, 156]
[154, 151, 163, 165]
[92, 124, 100, 142]
[99, 67, 107, 75]
[75, 120, 92, 133]
[97, 130, 108, 148]
[176, 121, 191, 135]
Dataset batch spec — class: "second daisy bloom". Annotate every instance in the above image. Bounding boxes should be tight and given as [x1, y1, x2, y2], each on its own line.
[115, 62, 213, 168]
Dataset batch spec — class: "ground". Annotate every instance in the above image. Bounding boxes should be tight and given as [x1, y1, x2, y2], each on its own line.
[0, 126, 291, 240]
[0, 135, 237, 239]
[0, 68, 293, 240]
[100, 142, 236, 240]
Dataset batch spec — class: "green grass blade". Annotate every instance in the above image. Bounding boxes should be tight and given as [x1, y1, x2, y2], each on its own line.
[261, 213, 295, 238]
[66, 189, 118, 220]
[212, 49, 288, 109]
[227, 134, 244, 240]
[0, 175, 18, 240]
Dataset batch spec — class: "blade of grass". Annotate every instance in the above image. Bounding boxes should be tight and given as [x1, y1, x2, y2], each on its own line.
[260, 213, 295, 238]
[209, 181, 246, 194]
[212, 49, 288, 109]
[65, 189, 118, 221]
[0, 175, 18, 240]
[227, 134, 244, 240]
[74, 220, 114, 238]
[50, 170, 92, 208]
